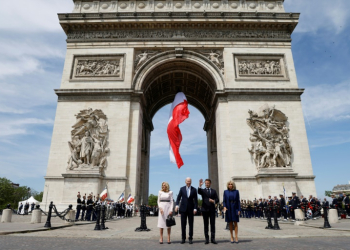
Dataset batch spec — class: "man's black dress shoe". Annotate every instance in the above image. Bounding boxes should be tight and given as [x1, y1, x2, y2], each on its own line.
[205, 239, 209, 244]
[211, 239, 218, 244]
[181, 239, 185, 244]
[189, 239, 193, 244]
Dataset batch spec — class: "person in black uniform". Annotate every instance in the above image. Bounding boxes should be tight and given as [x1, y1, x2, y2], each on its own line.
[343, 193, 350, 218]
[257, 198, 263, 219]
[290, 192, 300, 221]
[81, 195, 86, 220]
[76, 192, 82, 220]
[198, 178, 219, 244]
[262, 198, 268, 219]
[86, 195, 93, 221]
[279, 194, 287, 221]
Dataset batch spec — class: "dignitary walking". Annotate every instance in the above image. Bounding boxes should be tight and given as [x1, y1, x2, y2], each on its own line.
[175, 177, 198, 244]
[198, 178, 219, 244]
[223, 180, 241, 244]
[157, 182, 174, 244]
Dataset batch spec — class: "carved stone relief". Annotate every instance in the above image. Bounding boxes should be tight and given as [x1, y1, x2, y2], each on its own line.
[198, 50, 224, 74]
[67, 108, 110, 173]
[134, 50, 162, 71]
[71, 55, 124, 81]
[234, 54, 288, 81]
[67, 30, 291, 42]
[247, 104, 292, 170]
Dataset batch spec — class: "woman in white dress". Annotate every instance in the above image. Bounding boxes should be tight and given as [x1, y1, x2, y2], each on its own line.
[157, 182, 174, 244]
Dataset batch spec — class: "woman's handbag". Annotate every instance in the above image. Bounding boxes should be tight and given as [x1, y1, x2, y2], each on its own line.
[166, 215, 176, 227]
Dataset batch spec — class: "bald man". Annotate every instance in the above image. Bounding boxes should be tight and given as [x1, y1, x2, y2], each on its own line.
[175, 177, 198, 244]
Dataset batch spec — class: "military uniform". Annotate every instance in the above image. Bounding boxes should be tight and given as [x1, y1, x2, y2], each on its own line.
[279, 195, 287, 220]
[76, 196, 82, 220]
[81, 197, 86, 220]
[86, 197, 93, 221]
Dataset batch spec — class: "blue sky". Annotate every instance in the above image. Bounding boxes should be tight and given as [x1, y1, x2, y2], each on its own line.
[0, 0, 349, 199]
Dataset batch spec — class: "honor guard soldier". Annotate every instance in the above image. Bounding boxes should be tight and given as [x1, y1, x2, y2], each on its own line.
[86, 194, 93, 221]
[290, 192, 300, 221]
[239, 200, 244, 218]
[287, 196, 293, 221]
[253, 199, 258, 218]
[262, 198, 268, 219]
[279, 194, 287, 221]
[242, 200, 247, 218]
[247, 200, 252, 218]
[81, 195, 86, 220]
[76, 192, 82, 220]
[343, 193, 350, 218]
[258, 198, 263, 219]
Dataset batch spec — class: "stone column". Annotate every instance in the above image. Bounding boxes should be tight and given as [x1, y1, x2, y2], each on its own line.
[1, 209, 12, 223]
[207, 125, 219, 194]
[31, 210, 42, 224]
[294, 209, 305, 225]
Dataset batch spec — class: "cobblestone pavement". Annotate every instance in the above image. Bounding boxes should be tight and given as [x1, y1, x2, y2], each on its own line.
[1, 236, 350, 250]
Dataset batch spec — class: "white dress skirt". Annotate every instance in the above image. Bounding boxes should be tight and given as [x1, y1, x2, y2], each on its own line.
[157, 190, 174, 228]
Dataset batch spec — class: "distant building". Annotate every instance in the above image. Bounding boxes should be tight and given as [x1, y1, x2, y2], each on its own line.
[332, 181, 350, 195]
[11, 183, 19, 188]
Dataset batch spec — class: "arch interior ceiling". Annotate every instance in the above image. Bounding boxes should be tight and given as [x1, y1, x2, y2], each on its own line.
[142, 60, 216, 120]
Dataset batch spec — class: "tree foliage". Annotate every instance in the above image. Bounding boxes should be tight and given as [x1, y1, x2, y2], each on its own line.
[0, 177, 32, 209]
[148, 194, 158, 206]
[324, 190, 333, 197]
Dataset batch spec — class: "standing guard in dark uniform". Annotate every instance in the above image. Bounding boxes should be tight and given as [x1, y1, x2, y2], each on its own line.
[279, 194, 287, 221]
[239, 200, 244, 218]
[81, 195, 86, 220]
[262, 198, 268, 219]
[287, 196, 293, 221]
[290, 192, 300, 221]
[117, 202, 122, 218]
[343, 193, 350, 218]
[86, 194, 93, 221]
[241, 200, 247, 218]
[76, 192, 82, 220]
[253, 199, 258, 219]
[247, 200, 252, 218]
[257, 198, 263, 219]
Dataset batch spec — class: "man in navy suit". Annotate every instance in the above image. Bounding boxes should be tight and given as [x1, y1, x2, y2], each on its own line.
[198, 178, 219, 244]
[175, 177, 198, 244]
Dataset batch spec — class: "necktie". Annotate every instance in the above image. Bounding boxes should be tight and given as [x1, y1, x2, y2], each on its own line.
[207, 188, 210, 194]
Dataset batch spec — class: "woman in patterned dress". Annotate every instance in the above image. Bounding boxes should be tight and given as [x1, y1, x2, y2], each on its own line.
[223, 180, 241, 243]
[157, 182, 174, 244]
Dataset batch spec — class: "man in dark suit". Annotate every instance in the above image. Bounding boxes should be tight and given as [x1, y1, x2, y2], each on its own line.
[343, 193, 350, 218]
[175, 177, 198, 244]
[279, 194, 287, 221]
[198, 178, 219, 244]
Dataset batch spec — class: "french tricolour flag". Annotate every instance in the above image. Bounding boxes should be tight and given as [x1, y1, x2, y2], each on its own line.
[118, 193, 124, 202]
[100, 187, 108, 201]
[167, 92, 190, 169]
[127, 194, 134, 204]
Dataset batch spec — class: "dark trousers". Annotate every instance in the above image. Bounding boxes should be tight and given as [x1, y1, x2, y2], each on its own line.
[75, 207, 81, 220]
[81, 209, 86, 220]
[290, 209, 295, 220]
[281, 209, 287, 219]
[202, 211, 216, 240]
[181, 210, 194, 240]
[86, 209, 92, 221]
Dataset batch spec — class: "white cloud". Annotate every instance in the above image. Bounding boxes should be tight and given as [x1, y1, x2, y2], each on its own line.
[284, 0, 350, 34]
[302, 81, 350, 122]
[0, 0, 73, 33]
[0, 118, 54, 137]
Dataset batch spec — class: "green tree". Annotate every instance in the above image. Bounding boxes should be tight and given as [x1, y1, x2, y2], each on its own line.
[324, 190, 332, 197]
[148, 194, 158, 206]
[34, 192, 44, 202]
[0, 178, 14, 209]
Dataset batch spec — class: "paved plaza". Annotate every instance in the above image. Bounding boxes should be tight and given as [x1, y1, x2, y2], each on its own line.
[1, 214, 349, 249]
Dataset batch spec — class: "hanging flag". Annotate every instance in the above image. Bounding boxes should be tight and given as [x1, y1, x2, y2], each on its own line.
[127, 194, 134, 204]
[118, 192, 125, 202]
[167, 92, 190, 168]
[100, 187, 108, 201]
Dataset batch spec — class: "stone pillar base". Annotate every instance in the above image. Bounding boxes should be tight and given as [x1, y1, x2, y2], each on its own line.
[294, 209, 305, 225]
[31, 210, 42, 224]
[65, 210, 76, 225]
[328, 209, 339, 224]
[1, 209, 12, 223]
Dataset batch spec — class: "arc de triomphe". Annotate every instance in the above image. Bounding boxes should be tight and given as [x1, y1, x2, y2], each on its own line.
[42, 0, 316, 210]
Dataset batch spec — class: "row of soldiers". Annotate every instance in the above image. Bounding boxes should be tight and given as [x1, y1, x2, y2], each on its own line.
[75, 193, 134, 221]
[239, 193, 325, 221]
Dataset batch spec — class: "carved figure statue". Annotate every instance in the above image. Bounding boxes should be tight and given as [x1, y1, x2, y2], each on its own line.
[67, 108, 110, 171]
[199, 50, 224, 74]
[247, 104, 292, 170]
[135, 51, 158, 70]
[75, 59, 121, 77]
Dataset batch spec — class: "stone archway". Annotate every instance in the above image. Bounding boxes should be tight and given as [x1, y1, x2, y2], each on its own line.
[133, 50, 224, 204]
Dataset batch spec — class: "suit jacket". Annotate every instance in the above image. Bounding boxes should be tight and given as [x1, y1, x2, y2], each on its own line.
[198, 187, 219, 212]
[344, 196, 350, 205]
[176, 186, 198, 213]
